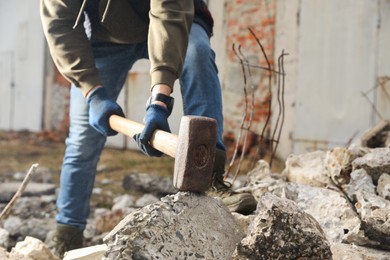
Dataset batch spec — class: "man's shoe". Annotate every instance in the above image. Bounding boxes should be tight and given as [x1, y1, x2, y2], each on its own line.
[53, 224, 84, 258]
[207, 149, 257, 215]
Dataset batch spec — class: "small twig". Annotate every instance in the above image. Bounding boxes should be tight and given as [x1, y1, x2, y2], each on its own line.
[0, 163, 39, 221]
[361, 90, 383, 120]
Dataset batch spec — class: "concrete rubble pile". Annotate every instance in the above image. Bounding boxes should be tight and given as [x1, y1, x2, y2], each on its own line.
[1, 120, 390, 259]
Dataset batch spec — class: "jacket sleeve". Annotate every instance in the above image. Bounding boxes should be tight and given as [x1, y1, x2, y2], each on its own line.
[148, 0, 194, 91]
[40, 0, 101, 96]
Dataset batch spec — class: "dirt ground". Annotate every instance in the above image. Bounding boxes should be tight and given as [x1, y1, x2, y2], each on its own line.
[0, 129, 284, 207]
[0, 130, 178, 207]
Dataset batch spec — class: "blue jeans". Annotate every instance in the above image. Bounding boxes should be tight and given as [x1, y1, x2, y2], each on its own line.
[56, 23, 225, 230]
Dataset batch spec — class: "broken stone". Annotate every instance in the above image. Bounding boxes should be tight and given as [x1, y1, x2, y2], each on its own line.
[3, 216, 23, 237]
[0, 182, 56, 203]
[0, 247, 9, 259]
[13, 166, 54, 184]
[0, 228, 11, 249]
[3, 216, 56, 245]
[347, 143, 370, 159]
[360, 119, 390, 148]
[343, 169, 376, 203]
[243, 160, 287, 200]
[331, 242, 390, 260]
[134, 193, 159, 208]
[111, 194, 135, 211]
[103, 192, 244, 259]
[342, 224, 381, 248]
[122, 173, 177, 196]
[12, 196, 56, 219]
[352, 148, 390, 184]
[355, 191, 390, 249]
[63, 244, 107, 260]
[377, 173, 390, 200]
[9, 236, 59, 260]
[231, 213, 256, 235]
[274, 182, 362, 244]
[282, 151, 332, 187]
[232, 193, 332, 260]
[324, 147, 355, 186]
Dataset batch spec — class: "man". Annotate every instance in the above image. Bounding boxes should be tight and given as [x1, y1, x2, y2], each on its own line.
[40, 0, 256, 256]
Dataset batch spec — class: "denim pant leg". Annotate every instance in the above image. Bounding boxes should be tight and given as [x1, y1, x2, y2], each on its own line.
[180, 23, 225, 151]
[56, 42, 148, 230]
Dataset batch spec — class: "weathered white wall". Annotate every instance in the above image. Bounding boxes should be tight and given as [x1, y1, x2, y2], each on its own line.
[0, 0, 45, 131]
[273, 0, 300, 159]
[376, 0, 390, 120]
[275, 0, 390, 158]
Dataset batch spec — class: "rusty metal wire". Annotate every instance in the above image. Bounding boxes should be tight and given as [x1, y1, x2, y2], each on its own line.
[225, 28, 288, 180]
[226, 44, 256, 182]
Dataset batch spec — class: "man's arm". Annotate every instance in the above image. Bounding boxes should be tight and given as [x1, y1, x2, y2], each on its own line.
[148, 0, 194, 92]
[40, 0, 100, 96]
[134, 0, 194, 156]
[40, 0, 124, 136]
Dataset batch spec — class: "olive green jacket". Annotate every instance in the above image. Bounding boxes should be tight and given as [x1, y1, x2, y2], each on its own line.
[40, 0, 194, 95]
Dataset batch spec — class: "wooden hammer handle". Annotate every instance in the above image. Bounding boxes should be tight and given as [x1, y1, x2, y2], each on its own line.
[109, 115, 178, 158]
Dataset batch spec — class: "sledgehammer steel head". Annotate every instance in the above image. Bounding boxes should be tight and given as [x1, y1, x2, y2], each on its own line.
[109, 114, 217, 192]
[173, 116, 217, 192]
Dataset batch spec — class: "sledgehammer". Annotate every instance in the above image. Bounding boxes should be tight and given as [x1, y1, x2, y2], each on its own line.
[109, 115, 217, 192]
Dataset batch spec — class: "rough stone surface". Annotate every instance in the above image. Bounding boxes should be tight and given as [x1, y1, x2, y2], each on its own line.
[232, 213, 256, 235]
[3, 216, 55, 243]
[275, 182, 362, 244]
[331, 242, 390, 260]
[352, 148, 390, 183]
[282, 151, 332, 187]
[241, 160, 287, 199]
[134, 193, 159, 208]
[63, 244, 107, 260]
[377, 173, 390, 200]
[355, 191, 390, 249]
[0, 228, 11, 249]
[232, 193, 332, 260]
[324, 147, 355, 185]
[0, 247, 9, 259]
[9, 236, 59, 260]
[343, 169, 376, 203]
[111, 194, 135, 211]
[103, 192, 244, 260]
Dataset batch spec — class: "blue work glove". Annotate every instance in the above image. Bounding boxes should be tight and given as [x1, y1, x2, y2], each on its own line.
[133, 104, 171, 157]
[87, 87, 125, 136]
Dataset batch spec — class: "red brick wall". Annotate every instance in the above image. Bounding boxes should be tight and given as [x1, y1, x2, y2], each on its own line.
[223, 0, 276, 157]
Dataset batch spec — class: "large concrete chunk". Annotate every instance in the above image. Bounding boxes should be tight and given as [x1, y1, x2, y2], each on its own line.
[331, 242, 390, 260]
[282, 151, 332, 187]
[232, 193, 332, 260]
[8, 236, 59, 260]
[352, 148, 390, 183]
[103, 192, 244, 259]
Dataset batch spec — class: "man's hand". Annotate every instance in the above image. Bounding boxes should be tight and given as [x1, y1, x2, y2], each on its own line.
[87, 87, 125, 136]
[133, 104, 171, 157]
